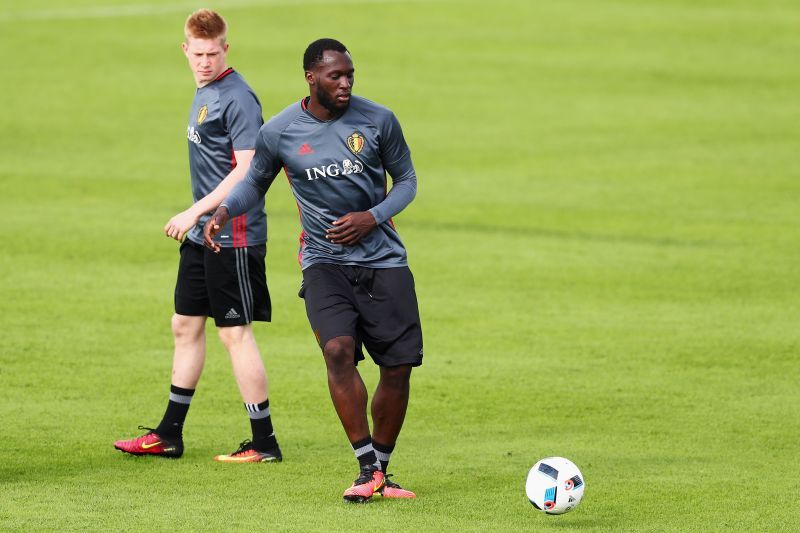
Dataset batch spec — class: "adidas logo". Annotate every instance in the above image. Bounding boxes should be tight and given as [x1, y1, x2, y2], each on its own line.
[298, 143, 314, 155]
[225, 308, 241, 319]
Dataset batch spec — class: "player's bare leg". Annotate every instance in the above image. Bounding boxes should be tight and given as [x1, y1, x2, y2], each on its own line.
[171, 314, 207, 388]
[371, 365, 411, 445]
[217, 324, 268, 403]
[324, 336, 384, 502]
[214, 324, 281, 462]
[113, 314, 205, 458]
[323, 336, 370, 441]
[372, 365, 416, 498]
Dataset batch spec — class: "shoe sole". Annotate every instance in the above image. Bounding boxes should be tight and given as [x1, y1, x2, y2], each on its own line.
[213, 455, 282, 463]
[343, 485, 382, 503]
[114, 446, 182, 459]
[343, 494, 373, 503]
[214, 459, 282, 463]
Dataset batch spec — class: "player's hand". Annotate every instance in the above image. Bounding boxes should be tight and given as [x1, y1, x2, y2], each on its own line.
[326, 211, 377, 246]
[203, 207, 230, 253]
[164, 209, 198, 242]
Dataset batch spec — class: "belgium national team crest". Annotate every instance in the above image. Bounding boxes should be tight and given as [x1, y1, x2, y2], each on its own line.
[346, 131, 365, 154]
[197, 105, 208, 125]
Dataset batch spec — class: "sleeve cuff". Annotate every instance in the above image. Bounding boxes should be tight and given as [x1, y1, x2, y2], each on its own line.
[368, 207, 386, 225]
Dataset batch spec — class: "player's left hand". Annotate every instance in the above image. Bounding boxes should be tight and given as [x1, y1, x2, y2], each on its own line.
[164, 209, 198, 242]
[326, 211, 377, 246]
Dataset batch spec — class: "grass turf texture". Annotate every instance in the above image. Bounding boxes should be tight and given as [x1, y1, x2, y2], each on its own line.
[1, 0, 799, 530]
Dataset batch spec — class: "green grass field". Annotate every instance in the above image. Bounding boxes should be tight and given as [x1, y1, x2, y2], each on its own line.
[2, 0, 799, 530]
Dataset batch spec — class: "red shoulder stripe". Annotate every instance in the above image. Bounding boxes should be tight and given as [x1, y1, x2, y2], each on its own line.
[215, 67, 234, 81]
[284, 165, 305, 266]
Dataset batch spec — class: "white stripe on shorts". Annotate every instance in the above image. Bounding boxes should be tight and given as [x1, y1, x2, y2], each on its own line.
[234, 248, 252, 323]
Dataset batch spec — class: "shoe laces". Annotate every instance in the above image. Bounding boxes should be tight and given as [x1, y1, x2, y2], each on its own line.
[132, 426, 159, 443]
[383, 474, 402, 489]
[231, 440, 256, 456]
[353, 465, 379, 485]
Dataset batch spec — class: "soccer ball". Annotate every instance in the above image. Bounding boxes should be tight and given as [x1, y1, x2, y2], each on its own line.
[525, 457, 585, 514]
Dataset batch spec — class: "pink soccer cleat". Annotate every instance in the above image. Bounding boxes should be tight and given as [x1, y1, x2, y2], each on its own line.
[379, 475, 416, 498]
[114, 426, 183, 458]
[343, 465, 385, 503]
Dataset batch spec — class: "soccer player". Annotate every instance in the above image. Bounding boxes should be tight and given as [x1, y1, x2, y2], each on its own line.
[114, 9, 282, 463]
[204, 38, 422, 501]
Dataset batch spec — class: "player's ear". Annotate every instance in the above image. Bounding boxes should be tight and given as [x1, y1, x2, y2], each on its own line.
[305, 71, 315, 85]
[181, 42, 188, 54]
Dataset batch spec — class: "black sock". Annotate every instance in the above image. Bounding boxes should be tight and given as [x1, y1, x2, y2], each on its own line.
[372, 440, 395, 473]
[246, 399, 277, 451]
[154, 385, 194, 439]
[352, 437, 379, 469]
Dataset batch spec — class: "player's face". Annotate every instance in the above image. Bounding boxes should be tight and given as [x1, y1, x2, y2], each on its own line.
[307, 50, 354, 115]
[182, 37, 229, 87]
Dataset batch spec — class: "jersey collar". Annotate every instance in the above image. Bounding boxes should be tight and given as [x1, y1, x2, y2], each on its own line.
[301, 96, 350, 123]
[214, 67, 234, 82]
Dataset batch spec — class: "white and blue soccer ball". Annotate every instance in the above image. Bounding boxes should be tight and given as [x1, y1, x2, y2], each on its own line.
[525, 457, 585, 514]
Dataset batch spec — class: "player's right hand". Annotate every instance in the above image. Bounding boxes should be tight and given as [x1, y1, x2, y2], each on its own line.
[164, 209, 198, 242]
[203, 207, 230, 253]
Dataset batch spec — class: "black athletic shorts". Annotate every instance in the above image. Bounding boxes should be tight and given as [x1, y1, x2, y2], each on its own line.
[300, 263, 423, 367]
[174, 240, 271, 327]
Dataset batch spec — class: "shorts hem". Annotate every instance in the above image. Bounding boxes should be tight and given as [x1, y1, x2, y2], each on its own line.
[212, 316, 271, 328]
[372, 357, 423, 368]
[174, 304, 209, 317]
[318, 332, 358, 347]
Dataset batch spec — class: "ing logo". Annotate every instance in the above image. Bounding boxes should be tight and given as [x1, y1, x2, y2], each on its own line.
[187, 125, 202, 144]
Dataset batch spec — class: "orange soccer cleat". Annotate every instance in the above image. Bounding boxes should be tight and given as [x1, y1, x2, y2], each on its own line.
[213, 440, 282, 463]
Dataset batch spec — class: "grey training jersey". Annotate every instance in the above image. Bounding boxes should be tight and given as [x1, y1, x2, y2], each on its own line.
[224, 95, 417, 269]
[186, 68, 265, 248]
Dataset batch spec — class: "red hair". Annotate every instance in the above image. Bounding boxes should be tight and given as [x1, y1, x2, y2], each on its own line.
[184, 9, 227, 43]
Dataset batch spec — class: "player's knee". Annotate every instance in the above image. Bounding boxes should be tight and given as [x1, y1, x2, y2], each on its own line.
[172, 314, 203, 340]
[380, 365, 412, 389]
[323, 337, 355, 368]
[217, 325, 250, 349]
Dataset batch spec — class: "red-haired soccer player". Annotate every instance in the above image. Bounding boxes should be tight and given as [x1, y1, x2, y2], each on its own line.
[114, 9, 281, 463]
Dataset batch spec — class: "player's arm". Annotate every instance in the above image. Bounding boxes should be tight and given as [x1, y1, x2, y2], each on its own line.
[327, 112, 416, 246]
[204, 130, 280, 252]
[367, 164, 416, 225]
[164, 149, 255, 242]
[325, 168, 416, 246]
[171, 90, 263, 243]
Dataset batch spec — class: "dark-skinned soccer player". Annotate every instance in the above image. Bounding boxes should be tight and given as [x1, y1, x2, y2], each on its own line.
[204, 39, 422, 502]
